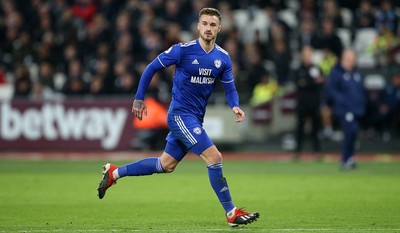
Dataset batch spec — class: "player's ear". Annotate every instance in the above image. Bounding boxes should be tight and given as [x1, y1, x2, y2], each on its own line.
[197, 22, 200, 31]
[218, 24, 221, 32]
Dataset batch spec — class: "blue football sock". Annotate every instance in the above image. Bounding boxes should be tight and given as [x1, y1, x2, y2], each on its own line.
[207, 162, 235, 213]
[118, 158, 164, 178]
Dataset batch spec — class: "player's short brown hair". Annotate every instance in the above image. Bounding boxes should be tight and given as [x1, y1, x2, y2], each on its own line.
[199, 8, 221, 23]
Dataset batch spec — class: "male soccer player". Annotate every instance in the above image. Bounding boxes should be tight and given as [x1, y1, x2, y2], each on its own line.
[97, 8, 260, 227]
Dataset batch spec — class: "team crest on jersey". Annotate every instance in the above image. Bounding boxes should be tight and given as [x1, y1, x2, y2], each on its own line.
[193, 127, 202, 135]
[214, 59, 221, 68]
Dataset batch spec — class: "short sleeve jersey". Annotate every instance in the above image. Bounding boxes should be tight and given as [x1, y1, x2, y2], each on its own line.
[156, 39, 234, 122]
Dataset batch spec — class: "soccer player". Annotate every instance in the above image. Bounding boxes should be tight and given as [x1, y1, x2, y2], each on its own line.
[97, 8, 259, 227]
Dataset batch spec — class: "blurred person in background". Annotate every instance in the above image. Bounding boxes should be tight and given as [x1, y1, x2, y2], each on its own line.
[62, 58, 88, 96]
[294, 46, 324, 161]
[37, 60, 55, 90]
[70, 0, 97, 25]
[13, 64, 32, 99]
[114, 71, 138, 95]
[374, 0, 398, 34]
[298, 0, 320, 20]
[353, 0, 375, 30]
[97, 8, 259, 227]
[297, 17, 318, 50]
[313, 18, 343, 58]
[269, 38, 291, 86]
[244, 43, 265, 94]
[365, 73, 400, 141]
[370, 25, 399, 66]
[249, 69, 279, 107]
[326, 50, 366, 170]
[321, 0, 344, 28]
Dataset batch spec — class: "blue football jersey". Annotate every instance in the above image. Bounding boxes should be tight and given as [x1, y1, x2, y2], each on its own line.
[157, 39, 235, 121]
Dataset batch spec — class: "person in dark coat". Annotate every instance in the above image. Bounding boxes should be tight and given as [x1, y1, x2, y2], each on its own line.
[294, 46, 324, 160]
[326, 50, 366, 170]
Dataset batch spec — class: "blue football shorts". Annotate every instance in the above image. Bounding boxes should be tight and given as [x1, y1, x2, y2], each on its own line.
[164, 114, 214, 161]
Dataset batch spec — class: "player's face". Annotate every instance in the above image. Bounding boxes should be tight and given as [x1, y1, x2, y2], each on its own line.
[198, 15, 221, 42]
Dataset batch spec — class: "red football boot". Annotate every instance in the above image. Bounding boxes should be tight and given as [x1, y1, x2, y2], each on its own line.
[226, 207, 260, 227]
[97, 163, 118, 199]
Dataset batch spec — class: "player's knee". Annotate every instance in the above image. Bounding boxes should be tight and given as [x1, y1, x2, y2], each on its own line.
[210, 151, 222, 164]
[162, 163, 177, 173]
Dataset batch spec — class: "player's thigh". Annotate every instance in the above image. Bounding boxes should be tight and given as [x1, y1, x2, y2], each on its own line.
[167, 114, 214, 156]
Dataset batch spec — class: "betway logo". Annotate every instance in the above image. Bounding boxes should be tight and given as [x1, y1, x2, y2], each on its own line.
[0, 102, 128, 150]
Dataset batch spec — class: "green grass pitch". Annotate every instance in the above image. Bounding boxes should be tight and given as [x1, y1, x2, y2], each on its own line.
[0, 159, 399, 233]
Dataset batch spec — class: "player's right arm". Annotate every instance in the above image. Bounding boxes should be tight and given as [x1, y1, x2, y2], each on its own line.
[133, 44, 181, 120]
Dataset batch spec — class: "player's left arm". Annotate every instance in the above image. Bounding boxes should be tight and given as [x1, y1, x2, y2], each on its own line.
[222, 81, 245, 123]
[221, 59, 245, 123]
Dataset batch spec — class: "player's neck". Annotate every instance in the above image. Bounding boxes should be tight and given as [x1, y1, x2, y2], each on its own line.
[198, 38, 215, 53]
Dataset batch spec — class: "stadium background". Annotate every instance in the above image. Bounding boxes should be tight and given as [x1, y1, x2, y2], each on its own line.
[0, 0, 399, 154]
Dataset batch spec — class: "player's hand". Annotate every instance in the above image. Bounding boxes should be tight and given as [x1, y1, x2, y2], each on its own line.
[232, 106, 245, 123]
[132, 99, 147, 121]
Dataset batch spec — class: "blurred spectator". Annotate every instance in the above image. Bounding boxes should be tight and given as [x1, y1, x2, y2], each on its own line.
[89, 74, 107, 95]
[298, 0, 319, 20]
[70, 0, 97, 25]
[163, 0, 185, 26]
[294, 46, 324, 160]
[165, 23, 183, 48]
[244, 43, 265, 94]
[10, 31, 35, 65]
[321, 0, 344, 28]
[13, 64, 32, 99]
[91, 57, 114, 93]
[370, 25, 399, 66]
[269, 39, 291, 85]
[267, 13, 290, 48]
[326, 50, 366, 170]
[365, 73, 400, 140]
[353, 0, 375, 30]
[61, 44, 79, 71]
[313, 18, 344, 58]
[374, 0, 398, 34]
[297, 18, 318, 50]
[37, 31, 60, 65]
[97, 0, 121, 22]
[62, 59, 88, 96]
[319, 49, 338, 76]
[114, 72, 138, 95]
[250, 70, 279, 106]
[82, 13, 110, 59]
[38, 61, 55, 89]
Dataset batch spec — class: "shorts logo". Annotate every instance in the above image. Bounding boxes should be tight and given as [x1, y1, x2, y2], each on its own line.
[193, 127, 202, 135]
[214, 59, 221, 68]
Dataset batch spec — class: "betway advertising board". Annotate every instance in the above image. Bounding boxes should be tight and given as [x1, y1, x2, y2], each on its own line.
[0, 99, 134, 151]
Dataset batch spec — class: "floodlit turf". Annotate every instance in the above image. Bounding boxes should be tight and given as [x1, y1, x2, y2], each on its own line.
[0, 159, 399, 233]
